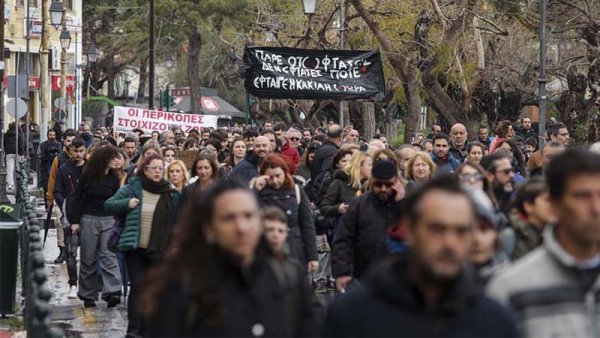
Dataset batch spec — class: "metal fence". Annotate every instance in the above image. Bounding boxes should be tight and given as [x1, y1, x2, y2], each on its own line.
[16, 159, 63, 337]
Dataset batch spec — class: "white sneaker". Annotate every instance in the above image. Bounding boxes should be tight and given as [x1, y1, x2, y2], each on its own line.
[68, 285, 78, 299]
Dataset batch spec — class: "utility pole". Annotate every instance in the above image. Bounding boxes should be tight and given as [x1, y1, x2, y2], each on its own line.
[148, 0, 155, 109]
[538, 0, 547, 145]
[40, 0, 50, 143]
[0, 0, 10, 203]
[339, 0, 345, 127]
[60, 13, 67, 126]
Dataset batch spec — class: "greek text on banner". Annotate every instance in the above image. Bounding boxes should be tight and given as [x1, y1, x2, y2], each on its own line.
[112, 106, 218, 134]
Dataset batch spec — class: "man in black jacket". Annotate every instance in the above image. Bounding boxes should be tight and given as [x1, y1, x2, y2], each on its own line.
[4, 121, 26, 191]
[54, 137, 86, 299]
[39, 130, 62, 201]
[324, 176, 519, 337]
[309, 124, 342, 200]
[332, 160, 405, 291]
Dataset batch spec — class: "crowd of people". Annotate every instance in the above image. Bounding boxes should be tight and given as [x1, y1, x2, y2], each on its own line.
[33, 115, 600, 337]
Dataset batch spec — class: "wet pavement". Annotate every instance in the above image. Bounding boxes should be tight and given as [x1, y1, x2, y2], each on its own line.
[44, 228, 128, 338]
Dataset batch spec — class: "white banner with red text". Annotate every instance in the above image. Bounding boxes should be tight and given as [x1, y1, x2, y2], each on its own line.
[112, 106, 218, 134]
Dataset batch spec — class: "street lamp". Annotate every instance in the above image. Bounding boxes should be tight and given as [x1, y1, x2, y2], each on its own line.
[165, 52, 174, 69]
[49, 1, 65, 30]
[301, 0, 318, 14]
[87, 44, 97, 63]
[59, 29, 71, 50]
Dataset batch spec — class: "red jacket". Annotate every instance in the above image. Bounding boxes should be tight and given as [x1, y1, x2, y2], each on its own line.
[280, 141, 300, 174]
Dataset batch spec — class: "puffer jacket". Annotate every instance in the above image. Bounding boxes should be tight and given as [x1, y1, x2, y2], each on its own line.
[4, 125, 26, 155]
[487, 225, 600, 338]
[332, 192, 403, 278]
[104, 177, 181, 251]
[319, 170, 360, 218]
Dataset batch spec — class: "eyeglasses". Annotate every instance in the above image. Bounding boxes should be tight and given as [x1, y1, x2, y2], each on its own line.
[373, 181, 395, 189]
[146, 165, 165, 172]
[289, 137, 300, 141]
[495, 168, 515, 175]
[459, 174, 484, 182]
[175, 132, 182, 136]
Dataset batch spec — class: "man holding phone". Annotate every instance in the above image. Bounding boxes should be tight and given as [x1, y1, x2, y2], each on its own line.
[332, 160, 405, 291]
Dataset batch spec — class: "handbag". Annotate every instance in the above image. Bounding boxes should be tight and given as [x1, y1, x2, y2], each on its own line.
[107, 185, 136, 253]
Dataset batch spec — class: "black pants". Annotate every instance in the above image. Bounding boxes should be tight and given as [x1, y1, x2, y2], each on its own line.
[125, 250, 156, 336]
[63, 227, 79, 286]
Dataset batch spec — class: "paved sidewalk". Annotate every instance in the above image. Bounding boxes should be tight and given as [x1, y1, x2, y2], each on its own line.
[44, 228, 128, 338]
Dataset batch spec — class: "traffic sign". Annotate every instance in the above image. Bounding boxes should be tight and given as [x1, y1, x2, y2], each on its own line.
[6, 98, 27, 118]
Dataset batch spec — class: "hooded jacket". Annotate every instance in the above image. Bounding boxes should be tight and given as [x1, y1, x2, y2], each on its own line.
[47, 147, 73, 205]
[488, 225, 600, 338]
[53, 159, 85, 209]
[4, 125, 26, 155]
[324, 253, 519, 337]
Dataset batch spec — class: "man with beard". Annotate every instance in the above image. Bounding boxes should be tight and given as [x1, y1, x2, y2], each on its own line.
[332, 160, 406, 291]
[39, 129, 62, 203]
[481, 153, 515, 217]
[325, 176, 518, 337]
[488, 148, 600, 337]
[431, 133, 461, 175]
[229, 136, 271, 184]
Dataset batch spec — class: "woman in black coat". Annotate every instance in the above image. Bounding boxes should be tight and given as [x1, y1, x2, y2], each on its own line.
[253, 154, 318, 274]
[142, 180, 321, 337]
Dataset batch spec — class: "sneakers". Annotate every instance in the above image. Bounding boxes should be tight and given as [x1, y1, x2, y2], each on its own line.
[68, 286, 78, 299]
[106, 295, 121, 308]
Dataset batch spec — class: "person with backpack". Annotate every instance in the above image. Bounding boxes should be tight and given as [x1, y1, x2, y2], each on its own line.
[142, 180, 321, 336]
[252, 154, 318, 274]
[105, 153, 181, 337]
[53, 137, 87, 299]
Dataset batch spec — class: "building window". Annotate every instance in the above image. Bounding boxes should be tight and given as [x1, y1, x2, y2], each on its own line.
[17, 0, 39, 7]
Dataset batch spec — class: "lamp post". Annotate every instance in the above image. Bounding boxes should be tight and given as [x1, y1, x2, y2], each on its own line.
[40, 0, 65, 143]
[165, 52, 174, 111]
[149, 0, 155, 109]
[59, 27, 71, 123]
[86, 44, 97, 100]
[538, 0, 547, 145]
[301, 0, 344, 127]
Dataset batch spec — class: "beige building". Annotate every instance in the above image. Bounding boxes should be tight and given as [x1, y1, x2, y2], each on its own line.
[3, 0, 82, 132]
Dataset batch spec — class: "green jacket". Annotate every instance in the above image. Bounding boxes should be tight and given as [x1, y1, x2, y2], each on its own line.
[105, 177, 181, 251]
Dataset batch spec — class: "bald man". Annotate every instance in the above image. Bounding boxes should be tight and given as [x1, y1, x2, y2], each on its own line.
[449, 123, 468, 162]
[229, 135, 272, 184]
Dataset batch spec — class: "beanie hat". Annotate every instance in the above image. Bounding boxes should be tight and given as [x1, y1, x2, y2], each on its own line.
[372, 160, 398, 180]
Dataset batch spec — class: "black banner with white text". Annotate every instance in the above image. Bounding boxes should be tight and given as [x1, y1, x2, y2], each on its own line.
[244, 47, 385, 100]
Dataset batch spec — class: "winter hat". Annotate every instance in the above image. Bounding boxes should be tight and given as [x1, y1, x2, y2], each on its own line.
[372, 160, 398, 180]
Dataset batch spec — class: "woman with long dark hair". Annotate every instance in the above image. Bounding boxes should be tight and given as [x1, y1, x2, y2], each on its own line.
[495, 139, 527, 177]
[142, 180, 320, 336]
[222, 137, 246, 173]
[179, 152, 222, 209]
[296, 142, 320, 181]
[106, 154, 180, 337]
[67, 146, 123, 308]
[253, 154, 318, 273]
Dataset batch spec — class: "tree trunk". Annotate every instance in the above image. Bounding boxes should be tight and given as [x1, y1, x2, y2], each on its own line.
[350, 0, 421, 145]
[361, 102, 376, 140]
[188, 13, 202, 114]
[137, 57, 147, 103]
[107, 53, 115, 99]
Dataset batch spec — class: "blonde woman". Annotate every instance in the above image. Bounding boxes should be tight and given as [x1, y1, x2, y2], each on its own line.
[405, 152, 436, 195]
[320, 151, 372, 221]
[165, 160, 189, 191]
